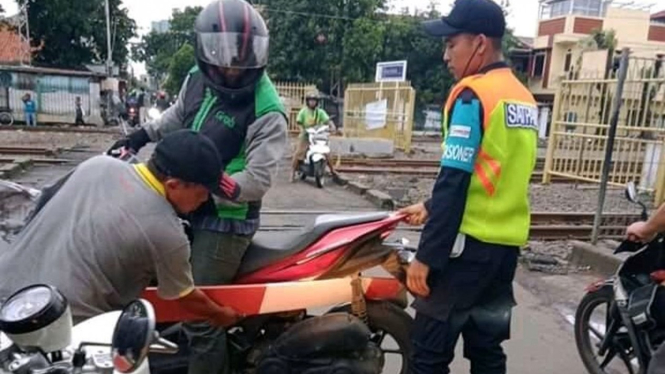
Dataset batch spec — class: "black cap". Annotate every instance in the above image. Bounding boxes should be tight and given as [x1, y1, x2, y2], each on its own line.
[151, 129, 222, 192]
[423, 0, 506, 38]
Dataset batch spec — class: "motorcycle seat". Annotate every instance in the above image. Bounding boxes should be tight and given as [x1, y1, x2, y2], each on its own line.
[237, 212, 390, 276]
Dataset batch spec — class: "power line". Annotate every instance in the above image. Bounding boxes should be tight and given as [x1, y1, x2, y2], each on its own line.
[259, 6, 438, 22]
[260, 7, 357, 21]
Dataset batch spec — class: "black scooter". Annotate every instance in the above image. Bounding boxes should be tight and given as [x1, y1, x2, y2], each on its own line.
[575, 182, 665, 374]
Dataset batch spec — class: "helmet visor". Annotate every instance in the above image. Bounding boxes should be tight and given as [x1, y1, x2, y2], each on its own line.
[197, 32, 269, 69]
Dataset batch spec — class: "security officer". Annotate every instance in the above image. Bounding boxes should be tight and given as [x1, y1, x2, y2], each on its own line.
[399, 0, 538, 373]
[107, 1, 288, 374]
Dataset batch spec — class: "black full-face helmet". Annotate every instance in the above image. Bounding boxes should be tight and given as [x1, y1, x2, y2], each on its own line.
[194, 0, 269, 96]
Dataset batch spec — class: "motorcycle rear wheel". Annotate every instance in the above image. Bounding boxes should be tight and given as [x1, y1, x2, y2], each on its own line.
[575, 285, 638, 374]
[329, 301, 413, 374]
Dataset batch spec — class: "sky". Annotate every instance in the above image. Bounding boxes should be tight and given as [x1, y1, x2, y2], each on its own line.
[0, 0, 542, 75]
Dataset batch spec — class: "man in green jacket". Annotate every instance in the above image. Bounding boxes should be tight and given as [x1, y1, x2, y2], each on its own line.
[107, 1, 287, 373]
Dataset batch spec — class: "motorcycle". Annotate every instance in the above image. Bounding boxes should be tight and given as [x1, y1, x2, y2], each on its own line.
[575, 181, 665, 374]
[296, 124, 331, 188]
[142, 211, 415, 374]
[0, 285, 175, 374]
[127, 106, 139, 127]
[3, 151, 417, 374]
[146, 107, 162, 122]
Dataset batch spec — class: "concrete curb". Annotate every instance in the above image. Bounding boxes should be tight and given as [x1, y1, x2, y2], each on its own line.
[347, 181, 369, 195]
[338, 174, 398, 211]
[0, 158, 33, 179]
[569, 240, 629, 277]
[366, 189, 396, 210]
[332, 174, 349, 186]
[0, 164, 23, 179]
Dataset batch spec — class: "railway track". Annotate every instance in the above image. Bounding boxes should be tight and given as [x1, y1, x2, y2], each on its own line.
[335, 157, 641, 184]
[0, 146, 88, 179]
[0, 125, 120, 135]
[259, 210, 639, 241]
[335, 165, 562, 183]
[0, 146, 639, 241]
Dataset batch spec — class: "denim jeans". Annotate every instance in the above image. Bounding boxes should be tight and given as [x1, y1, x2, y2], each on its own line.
[183, 229, 252, 374]
[25, 112, 36, 127]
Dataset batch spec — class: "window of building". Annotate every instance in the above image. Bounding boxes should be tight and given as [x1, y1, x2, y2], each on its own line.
[573, 0, 602, 17]
[533, 53, 547, 77]
[564, 49, 573, 72]
[550, 0, 571, 18]
[541, 0, 604, 19]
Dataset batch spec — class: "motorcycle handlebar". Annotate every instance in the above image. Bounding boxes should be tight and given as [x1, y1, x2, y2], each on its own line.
[614, 239, 646, 255]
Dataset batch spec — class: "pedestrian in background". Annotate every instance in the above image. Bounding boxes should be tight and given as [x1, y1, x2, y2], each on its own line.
[75, 97, 85, 125]
[399, 0, 539, 373]
[23, 93, 36, 127]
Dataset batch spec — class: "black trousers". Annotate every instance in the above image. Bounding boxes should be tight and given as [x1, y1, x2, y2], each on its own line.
[410, 303, 512, 374]
[649, 333, 665, 374]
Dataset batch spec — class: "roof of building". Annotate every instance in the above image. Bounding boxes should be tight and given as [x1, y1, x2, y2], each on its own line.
[0, 64, 102, 77]
[652, 9, 665, 20]
[517, 37, 534, 48]
[0, 29, 27, 65]
[0, 28, 106, 77]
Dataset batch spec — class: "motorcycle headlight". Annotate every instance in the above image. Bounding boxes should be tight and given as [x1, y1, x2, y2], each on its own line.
[148, 108, 161, 120]
[0, 285, 72, 352]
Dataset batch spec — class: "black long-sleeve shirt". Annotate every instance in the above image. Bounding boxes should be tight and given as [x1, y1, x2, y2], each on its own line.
[416, 87, 483, 271]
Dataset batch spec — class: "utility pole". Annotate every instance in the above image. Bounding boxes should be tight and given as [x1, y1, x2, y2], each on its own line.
[104, 0, 115, 126]
[105, 0, 113, 76]
[18, 1, 31, 65]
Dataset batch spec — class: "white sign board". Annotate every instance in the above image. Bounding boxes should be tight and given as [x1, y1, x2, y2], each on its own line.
[365, 99, 388, 130]
[375, 60, 408, 82]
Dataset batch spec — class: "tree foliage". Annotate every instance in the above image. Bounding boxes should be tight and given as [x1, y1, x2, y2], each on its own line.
[164, 43, 195, 96]
[136, 0, 525, 123]
[262, 0, 456, 119]
[132, 6, 202, 83]
[19, 0, 136, 69]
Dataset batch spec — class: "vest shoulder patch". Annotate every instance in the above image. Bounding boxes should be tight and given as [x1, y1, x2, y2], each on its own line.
[504, 102, 538, 131]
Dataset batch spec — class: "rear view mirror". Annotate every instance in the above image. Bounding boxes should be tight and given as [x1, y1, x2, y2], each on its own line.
[626, 181, 638, 203]
[111, 300, 155, 373]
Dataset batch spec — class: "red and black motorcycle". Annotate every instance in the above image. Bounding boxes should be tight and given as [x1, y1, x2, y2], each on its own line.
[143, 212, 416, 374]
[12, 149, 417, 374]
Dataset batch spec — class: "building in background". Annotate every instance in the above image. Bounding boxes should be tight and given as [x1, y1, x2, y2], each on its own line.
[529, 0, 665, 106]
[0, 30, 29, 66]
[151, 19, 171, 34]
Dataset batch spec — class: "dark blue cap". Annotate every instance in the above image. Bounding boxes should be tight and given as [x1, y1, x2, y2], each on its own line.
[152, 129, 222, 193]
[423, 0, 506, 38]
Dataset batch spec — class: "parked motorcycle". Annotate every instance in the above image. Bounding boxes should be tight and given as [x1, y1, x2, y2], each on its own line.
[296, 124, 331, 188]
[575, 181, 665, 374]
[0, 285, 175, 374]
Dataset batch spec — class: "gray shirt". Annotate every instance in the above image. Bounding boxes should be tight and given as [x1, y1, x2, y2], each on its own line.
[0, 156, 194, 323]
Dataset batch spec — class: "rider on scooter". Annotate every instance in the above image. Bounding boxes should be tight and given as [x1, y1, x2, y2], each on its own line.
[156, 91, 170, 111]
[291, 91, 339, 182]
[627, 206, 665, 374]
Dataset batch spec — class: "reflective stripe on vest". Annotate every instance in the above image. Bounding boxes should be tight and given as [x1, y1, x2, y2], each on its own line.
[442, 67, 538, 246]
